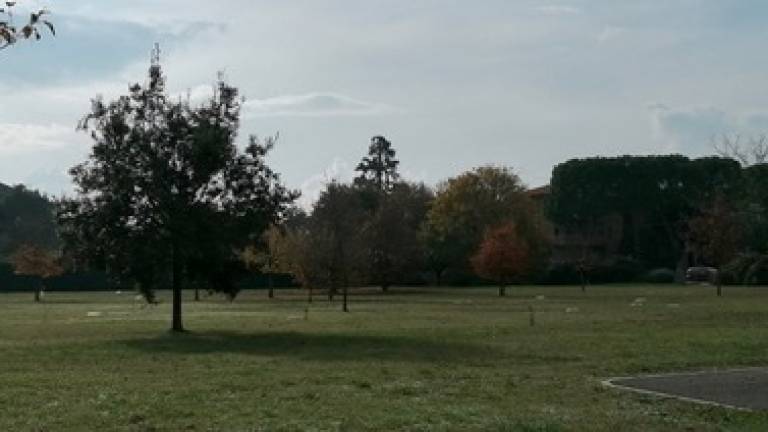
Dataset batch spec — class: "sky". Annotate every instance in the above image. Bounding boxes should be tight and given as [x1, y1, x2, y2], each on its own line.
[3, 0, 768, 207]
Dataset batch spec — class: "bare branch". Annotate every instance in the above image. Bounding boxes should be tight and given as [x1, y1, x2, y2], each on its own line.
[712, 132, 768, 166]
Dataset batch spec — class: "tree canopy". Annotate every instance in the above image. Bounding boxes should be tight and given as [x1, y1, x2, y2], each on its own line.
[422, 166, 539, 283]
[0, 184, 58, 260]
[471, 221, 536, 296]
[10, 243, 62, 301]
[57, 59, 297, 331]
[548, 155, 742, 275]
[354, 135, 400, 192]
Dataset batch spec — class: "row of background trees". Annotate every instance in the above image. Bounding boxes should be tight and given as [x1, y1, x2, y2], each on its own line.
[261, 137, 551, 311]
[5, 137, 768, 298]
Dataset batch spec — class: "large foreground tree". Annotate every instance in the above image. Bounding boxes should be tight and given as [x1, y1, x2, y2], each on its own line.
[58, 58, 297, 332]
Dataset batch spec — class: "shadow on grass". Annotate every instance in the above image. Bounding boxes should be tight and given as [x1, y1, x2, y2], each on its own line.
[119, 331, 501, 364]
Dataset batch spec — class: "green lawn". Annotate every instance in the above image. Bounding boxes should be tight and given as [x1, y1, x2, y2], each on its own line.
[0, 285, 767, 431]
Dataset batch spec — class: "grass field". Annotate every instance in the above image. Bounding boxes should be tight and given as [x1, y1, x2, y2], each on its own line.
[1, 285, 767, 431]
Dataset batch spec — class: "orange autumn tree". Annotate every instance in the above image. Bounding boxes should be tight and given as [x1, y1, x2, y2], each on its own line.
[11, 244, 63, 302]
[471, 221, 537, 297]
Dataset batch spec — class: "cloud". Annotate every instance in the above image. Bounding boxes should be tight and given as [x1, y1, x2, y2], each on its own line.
[535, 5, 581, 16]
[0, 123, 87, 193]
[297, 157, 355, 209]
[648, 104, 768, 154]
[597, 26, 627, 43]
[0, 123, 83, 155]
[242, 93, 394, 117]
[179, 87, 395, 117]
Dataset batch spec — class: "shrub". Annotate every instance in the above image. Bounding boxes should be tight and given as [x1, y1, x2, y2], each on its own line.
[643, 268, 675, 284]
[539, 263, 580, 285]
[589, 258, 644, 284]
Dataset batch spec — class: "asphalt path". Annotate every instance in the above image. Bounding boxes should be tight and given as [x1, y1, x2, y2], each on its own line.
[605, 368, 768, 411]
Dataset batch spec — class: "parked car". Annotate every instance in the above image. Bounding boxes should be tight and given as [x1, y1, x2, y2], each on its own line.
[685, 266, 718, 283]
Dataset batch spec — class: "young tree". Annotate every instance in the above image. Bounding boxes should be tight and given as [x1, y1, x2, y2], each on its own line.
[242, 225, 285, 299]
[57, 55, 297, 332]
[361, 182, 433, 292]
[471, 222, 534, 297]
[10, 244, 63, 302]
[265, 209, 326, 303]
[307, 182, 366, 311]
[1, 2, 54, 50]
[688, 193, 743, 296]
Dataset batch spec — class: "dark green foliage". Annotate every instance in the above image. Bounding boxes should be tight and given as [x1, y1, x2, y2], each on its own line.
[57, 60, 297, 329]
[354, 135, 399, 192]
[539, 259, 645, 285]
[548, 155, 743, 273]
[741, 164, 768, 254]
[351, 137, 434, 290]
[310, 182, 367, 286]
[549, 155, 741, 227]
[0, 184, 58, 260]
[0, 262, 110, 292]
[303, 182, 367, 309]
[360, 182, 434, 290]
[721, 253, 768, 285]
[643, 268, 676, 284]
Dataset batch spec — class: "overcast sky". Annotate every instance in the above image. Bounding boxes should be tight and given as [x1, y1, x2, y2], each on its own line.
[3, 1, 768, 206]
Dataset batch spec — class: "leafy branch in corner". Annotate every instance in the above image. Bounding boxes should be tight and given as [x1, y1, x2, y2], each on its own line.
[0, 1, 54, 50]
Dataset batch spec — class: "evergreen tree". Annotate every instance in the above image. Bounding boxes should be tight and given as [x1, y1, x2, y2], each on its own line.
[354, 136, 399, 192]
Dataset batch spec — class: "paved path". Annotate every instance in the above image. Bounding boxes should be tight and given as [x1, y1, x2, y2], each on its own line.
[605, 368, 768, 411]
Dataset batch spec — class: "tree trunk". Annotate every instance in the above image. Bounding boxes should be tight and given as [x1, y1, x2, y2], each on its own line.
[328, 287, 335, 302]
[498, 285, 506, 297]
[171, 242, 184, 332]
[675, 251, 689, 284]
[716, 268, 722, 297]
[268, 274, 274, 299]
[435, 269, 444, 287]
[194, 286, 200, 302]
[342, 286, 349, 312]
[579, 267, 586, 293]
[34, 286, 41, 303]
